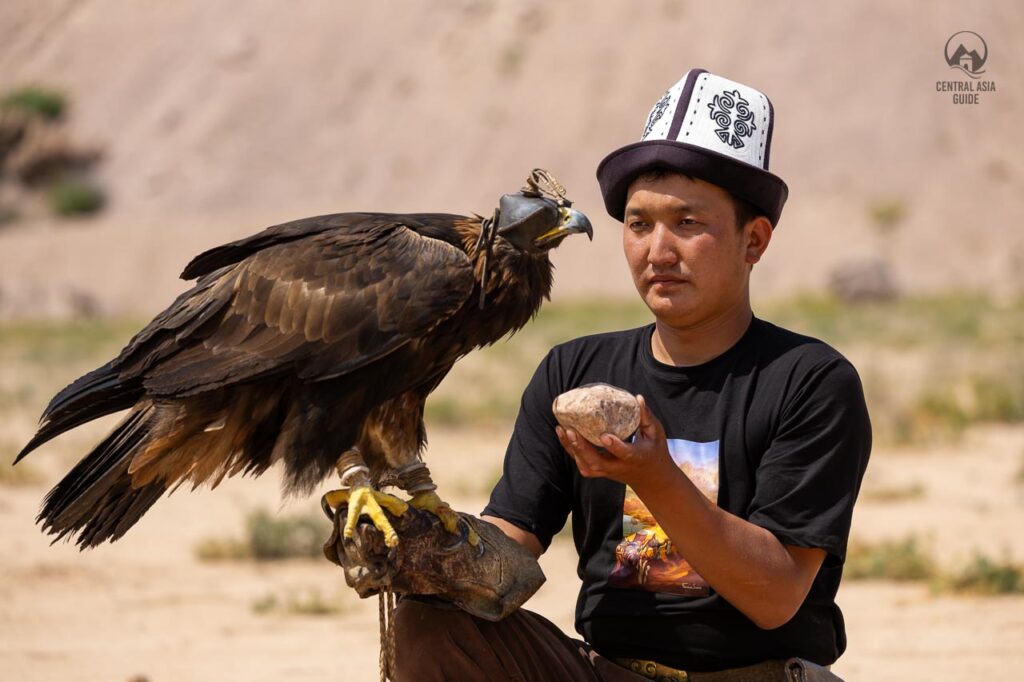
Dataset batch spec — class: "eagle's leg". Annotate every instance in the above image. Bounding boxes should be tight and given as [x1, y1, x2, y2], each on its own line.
[396, 461, 480, 547]
[360, 394, 478, 546]
[324, 449, 409, 549]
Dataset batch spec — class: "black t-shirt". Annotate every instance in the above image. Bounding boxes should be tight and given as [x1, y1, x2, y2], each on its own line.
[483, 317, 872, 672]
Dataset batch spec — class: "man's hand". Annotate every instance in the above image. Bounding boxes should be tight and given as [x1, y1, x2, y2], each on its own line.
[556, 395, 675, 490]
[322, 499, 546, 621]
[556, 394, 826, 631]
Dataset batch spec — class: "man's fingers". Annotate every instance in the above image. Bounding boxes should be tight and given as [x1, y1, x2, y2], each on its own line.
[635, 394, 665, 439]
[637, 394, 653, 428]
[564, 441, 602, 478]
[556, 425, 586, 453]
[558, 426, 614, 477]
[558, 426, 595, 458]
[599, 433, 632, 458]
[568, 451, 600, 478]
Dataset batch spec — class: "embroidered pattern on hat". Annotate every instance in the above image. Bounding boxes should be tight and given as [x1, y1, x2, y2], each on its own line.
[707, 89, 757, 150]
[642, 90, 673, 140]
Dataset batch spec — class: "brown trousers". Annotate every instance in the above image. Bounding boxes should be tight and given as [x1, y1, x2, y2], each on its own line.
[393, 597, 644, 681]
[393, 598, 841, 682]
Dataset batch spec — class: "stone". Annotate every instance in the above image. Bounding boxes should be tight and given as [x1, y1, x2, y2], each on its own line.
[551, 382, 640, 446]
[828, 257, 899, 303]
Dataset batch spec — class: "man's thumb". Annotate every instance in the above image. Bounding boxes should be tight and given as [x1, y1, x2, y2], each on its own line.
[636, 394, 661, 437]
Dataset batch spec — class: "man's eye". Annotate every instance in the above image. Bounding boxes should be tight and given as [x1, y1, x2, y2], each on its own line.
[680, 218, 698, 226]
[628, 221, 648, 231]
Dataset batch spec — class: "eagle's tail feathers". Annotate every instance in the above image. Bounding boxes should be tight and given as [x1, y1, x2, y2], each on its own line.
[38, 404, 164, 548]
[15, 360, 141, 464]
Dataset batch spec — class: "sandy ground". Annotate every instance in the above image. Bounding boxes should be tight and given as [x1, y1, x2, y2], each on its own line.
[3, 421, 1023, 681]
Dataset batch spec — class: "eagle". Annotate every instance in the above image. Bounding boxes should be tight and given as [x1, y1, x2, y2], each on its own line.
[14, 169, 592, 550]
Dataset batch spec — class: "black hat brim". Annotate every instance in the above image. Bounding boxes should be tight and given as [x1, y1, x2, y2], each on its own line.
[596, 140, 789, 227]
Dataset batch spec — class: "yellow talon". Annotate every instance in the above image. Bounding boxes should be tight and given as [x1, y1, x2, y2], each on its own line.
[323, 488, 350, 510]
[410, 490, 479, 546]
[325, 486, 409, 548]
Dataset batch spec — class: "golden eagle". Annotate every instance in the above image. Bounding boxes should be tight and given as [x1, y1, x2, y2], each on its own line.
[15, 170, 591, 549]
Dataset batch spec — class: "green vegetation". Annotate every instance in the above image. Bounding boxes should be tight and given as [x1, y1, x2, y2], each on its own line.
[759, 293, 1024, 350]
[762, 293, 1024, 445]
[845, 536, 937, 581]
[0, 318, 141, 411]
[193, 536, 250, 561]
[0, 324, 141, 474]
[46, 176, 105, 216]
[245, 508, 327, 560]
[937, 552, 1024, 596]
[195, 508, 331, 562]
[0, 318, 139, 366]
[0, 84, 107, 223]
[883, 367, 1024, 445]
[846, 536, 1024, 596]
[1, 85, 66, 120]
[867, 197, 907, 233]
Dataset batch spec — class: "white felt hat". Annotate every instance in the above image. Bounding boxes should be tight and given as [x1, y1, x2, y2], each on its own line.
[596, 68, 788, 226]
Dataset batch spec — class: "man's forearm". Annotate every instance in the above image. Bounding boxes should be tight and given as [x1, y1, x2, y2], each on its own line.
[631, 463, 820, 630]
[481, 514, 544, 558]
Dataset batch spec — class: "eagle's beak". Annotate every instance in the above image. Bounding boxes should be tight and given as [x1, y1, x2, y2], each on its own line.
[534, 207, 593, 248]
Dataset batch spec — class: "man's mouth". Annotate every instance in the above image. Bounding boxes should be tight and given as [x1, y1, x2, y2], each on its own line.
[648, 275, 688, 285]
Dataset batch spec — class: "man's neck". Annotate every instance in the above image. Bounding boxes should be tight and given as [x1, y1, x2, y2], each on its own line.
[651, 302, 753, 367]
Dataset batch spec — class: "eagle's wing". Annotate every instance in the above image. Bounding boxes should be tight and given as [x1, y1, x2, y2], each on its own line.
[177, 211, 385, 281]
[136, 215, 477, 397]
[17, 214, 482, 548]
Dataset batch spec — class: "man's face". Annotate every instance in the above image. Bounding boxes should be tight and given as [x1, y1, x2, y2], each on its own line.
[622, 173, 763, 328]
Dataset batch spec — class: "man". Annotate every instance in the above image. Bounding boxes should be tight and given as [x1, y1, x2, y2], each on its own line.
[395, 68, 871, 681]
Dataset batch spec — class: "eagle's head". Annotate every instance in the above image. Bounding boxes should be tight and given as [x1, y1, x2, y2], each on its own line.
[494, 171, 593, 253]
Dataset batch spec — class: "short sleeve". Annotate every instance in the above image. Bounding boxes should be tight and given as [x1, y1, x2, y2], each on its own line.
[746, 358, 871, 562]
[482, 349, 574, 550]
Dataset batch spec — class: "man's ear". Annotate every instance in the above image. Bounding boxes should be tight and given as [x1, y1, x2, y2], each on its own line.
[745, 216, 773, 265]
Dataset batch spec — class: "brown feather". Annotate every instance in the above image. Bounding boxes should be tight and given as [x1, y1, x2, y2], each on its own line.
[22, 208, 565, 548]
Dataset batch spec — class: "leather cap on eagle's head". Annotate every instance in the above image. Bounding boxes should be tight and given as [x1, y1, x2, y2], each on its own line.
[496, 191, 593, 252]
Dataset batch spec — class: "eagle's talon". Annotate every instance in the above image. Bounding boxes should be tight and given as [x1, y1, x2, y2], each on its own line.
[438, 517, 470, 554]
[410, 490, 480, 547]
[323, 486, 409, 549]
[322, 488, 351, 518]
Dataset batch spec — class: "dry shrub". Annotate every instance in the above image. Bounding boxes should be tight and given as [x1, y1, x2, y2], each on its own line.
[195, 508, 330, 562]
[845, 536, 937, 582]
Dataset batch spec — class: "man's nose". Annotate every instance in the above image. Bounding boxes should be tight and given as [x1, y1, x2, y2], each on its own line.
[648, 224, 678, 267]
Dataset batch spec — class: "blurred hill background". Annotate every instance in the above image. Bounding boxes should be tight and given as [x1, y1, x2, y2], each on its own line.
[0, 0, 1022, 317]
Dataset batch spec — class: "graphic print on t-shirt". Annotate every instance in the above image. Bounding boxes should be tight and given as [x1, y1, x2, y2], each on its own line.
[609, 438, 719, 596]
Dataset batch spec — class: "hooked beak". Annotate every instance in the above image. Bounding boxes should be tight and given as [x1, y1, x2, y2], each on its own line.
[533, 207, 594, 248]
